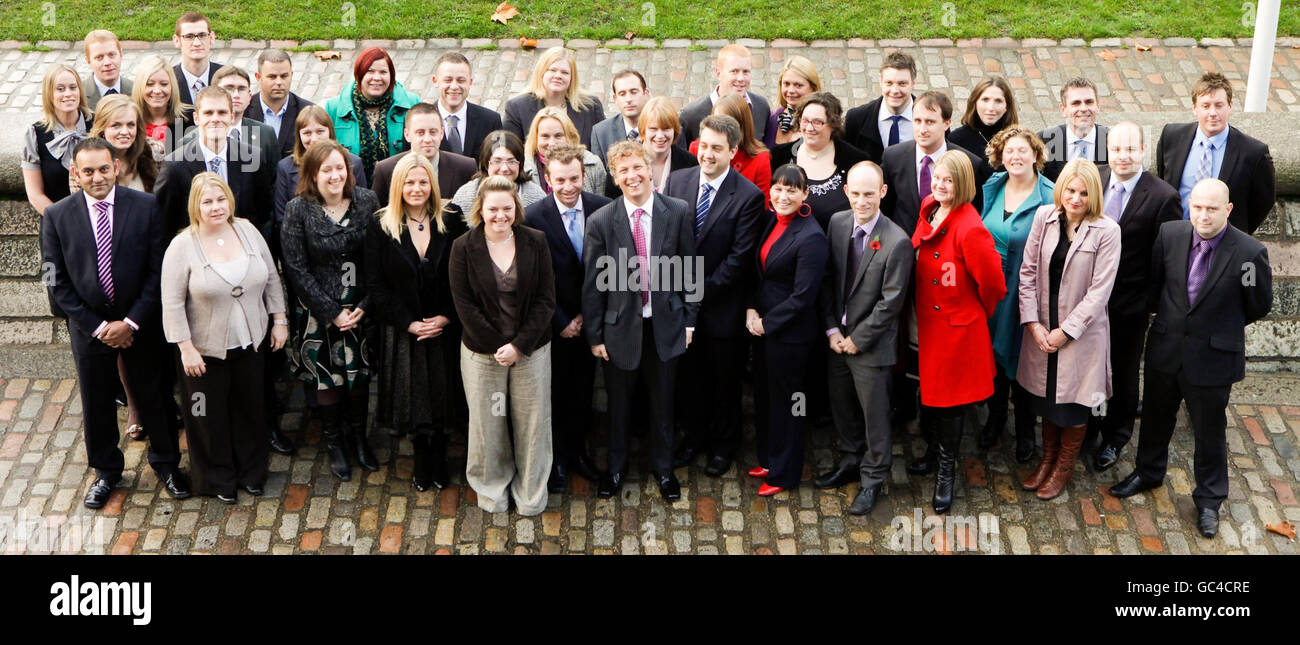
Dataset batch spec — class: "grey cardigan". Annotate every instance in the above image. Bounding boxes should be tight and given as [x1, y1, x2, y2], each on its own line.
[162, 218, 287, 359]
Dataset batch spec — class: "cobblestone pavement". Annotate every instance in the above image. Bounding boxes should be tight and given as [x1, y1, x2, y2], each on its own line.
[1, 373, 1298, 555]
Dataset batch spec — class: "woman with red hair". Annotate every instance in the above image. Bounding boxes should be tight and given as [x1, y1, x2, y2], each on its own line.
[324, 46, 420, 183]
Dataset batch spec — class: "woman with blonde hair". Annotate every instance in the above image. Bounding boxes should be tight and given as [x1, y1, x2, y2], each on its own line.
[22, 63, 92, 214]
[161, 172, 287, 503]
[765, 55, 821, 148]
[365, 153, 468, 491]
[89, 94, 158, 192]
[523, 107, 607, 195]
[131, 54, 187, 162]
[692, 93, 772, 194]
[503, 46, 605, 148]
[637, 96, 698, 194]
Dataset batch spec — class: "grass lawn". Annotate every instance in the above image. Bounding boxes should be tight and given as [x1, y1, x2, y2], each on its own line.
[0, 1, 1295, 42]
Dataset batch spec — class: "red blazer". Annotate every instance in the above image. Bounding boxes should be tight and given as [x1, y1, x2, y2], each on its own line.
[689, 141, 772, 196]
[911, 196, 1007, 407]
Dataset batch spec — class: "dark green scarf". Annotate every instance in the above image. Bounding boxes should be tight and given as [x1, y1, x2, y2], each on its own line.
[351, 83, 394, 180]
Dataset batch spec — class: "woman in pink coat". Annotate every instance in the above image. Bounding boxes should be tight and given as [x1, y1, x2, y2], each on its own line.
[1017, 158, 1121, 500]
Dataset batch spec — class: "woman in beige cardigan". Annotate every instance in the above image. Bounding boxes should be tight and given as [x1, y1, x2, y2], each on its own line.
[162, 173, 288, 504]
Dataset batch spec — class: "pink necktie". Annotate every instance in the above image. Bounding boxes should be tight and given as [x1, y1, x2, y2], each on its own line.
[631, 208, 649, 305]
[93, 201, 116, 302]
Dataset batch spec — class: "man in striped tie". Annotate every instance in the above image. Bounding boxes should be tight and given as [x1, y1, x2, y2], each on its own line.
[40, 138, 190, 510]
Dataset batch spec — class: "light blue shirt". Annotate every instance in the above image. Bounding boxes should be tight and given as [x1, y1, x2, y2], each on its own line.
[261, 98, 289, 137]
[1178, 127, 1229, 219]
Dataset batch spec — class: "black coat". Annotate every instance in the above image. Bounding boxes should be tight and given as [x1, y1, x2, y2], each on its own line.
[363, 206, 468, 328]
[1098, 168, 1183, 321]
[440, 101, 503, 161]
[280, 187, 380, 323]
[523, 191, 612, 333]
[1037, 123, 1110, 183]
[448, 224, 555, 356]
[1156, 123, 1276, 235]
[502, 94, 604, 150]
[371, 150, 477, 209]
[843, 95, 914, 164]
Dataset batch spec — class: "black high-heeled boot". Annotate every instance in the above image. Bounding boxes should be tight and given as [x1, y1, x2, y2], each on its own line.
[346, 390, 379, 472]
[932, 412, 963, 514]
[319, 403, 351, 481]
[907, 405, 939, 475]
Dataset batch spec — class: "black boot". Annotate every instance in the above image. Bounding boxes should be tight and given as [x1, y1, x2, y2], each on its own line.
[412, 434, 433, 491]
[906, 406, 939, 475]
[932, 412, 963, 514]
[1012, 383, 1036, 463]
[429, 432, 449, 488]
[347, 390, 379, 472]
[978, 376, 1009, 450]
[319, 403, 351, 481]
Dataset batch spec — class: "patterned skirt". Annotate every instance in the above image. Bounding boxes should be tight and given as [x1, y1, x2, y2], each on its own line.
[286, 297, 372, 391]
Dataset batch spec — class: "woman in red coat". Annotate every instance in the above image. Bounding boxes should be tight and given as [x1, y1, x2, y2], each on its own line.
[912, 150, 1007, 513]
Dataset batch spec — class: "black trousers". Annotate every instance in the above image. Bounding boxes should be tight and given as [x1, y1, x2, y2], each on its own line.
[69, 326, 178, 479]
[677, 331, 745, 459]
[1089, 313, 1149, 448]
[177, 346, 269, 496]
[604, 323, 676, 476]
[1135, 367, 1231, 511]
[828, 350, 893, 488]
[550, 333, 596, 464]
[753, 337, 811, 488]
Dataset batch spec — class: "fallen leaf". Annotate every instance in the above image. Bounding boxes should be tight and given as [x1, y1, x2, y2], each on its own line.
[313, 50, 341, 61]
[624, 31, 635, 40]
[1136, 43, 1152, 52]
[491, 2, 519, 25]
[519, 36, 538, 49]
[1098, 49, 1117, 62]
[1266, 520, 1296, 541]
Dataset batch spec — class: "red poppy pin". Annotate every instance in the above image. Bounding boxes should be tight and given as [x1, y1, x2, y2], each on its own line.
[869, 235, 882, 251]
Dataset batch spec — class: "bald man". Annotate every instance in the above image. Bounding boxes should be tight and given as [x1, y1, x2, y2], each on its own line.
[1109, 179, 1272, 539]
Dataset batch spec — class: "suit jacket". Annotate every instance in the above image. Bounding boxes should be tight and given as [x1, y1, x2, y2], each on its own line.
[441, 101, 503, 161]
[590, 113, 636, 165]
[1037, 123, 1109, 183]
[245, 92, 314, 159]
[821, 211, 913, 366]
[749, 212, 828, 345]
[502, 94, 605, 150]
[83, 75, 134, 111]
[1098, 168, 1183, 320]
[1145, 220, 1272, 386]
[880, 141, 993, 236]
[524, 191, 613, 333]
[581, 193, 699, 369]
[664, 167, 765, 338]
[843, 95, 914, 164]
[156, 134, 276, 240]
[604, 145, 698, 198]
[1155, 123, 1276, 235]
[677, 91, 771, 151]
[179, 117, 281, 168]
[448, 224, 555, 356]
[363, 206, 468, 328]
[39, 187, 165, 346]
[173, 61, 225, 107]
[370, 150, 477, 209]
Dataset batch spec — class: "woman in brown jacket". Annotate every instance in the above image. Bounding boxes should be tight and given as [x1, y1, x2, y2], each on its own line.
[1017, 158, 1121, 500]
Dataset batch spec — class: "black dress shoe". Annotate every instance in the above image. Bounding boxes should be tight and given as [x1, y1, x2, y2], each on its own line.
[657, 473, 681, 501]
[570, 453, 601, 482]
[1108, 471, 1162, 498]
[848, 484, 882, 515]
[814, 464, 858, 489]
[84, 476, 118, 509]
[162, 471, 192, 499]
[598, 472, 624, 498]
[672, 444, 700, 469]
[548, 463, 568, 494]
[241, 484, 264, 496]
[215, 491, 237, 505]
[1092, 443, 1120, 472]
[704, 455, 732, 477]
[268, 427, 296, 455]
[1197, 507, 1219, 538]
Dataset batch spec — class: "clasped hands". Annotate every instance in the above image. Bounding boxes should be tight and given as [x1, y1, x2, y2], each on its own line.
[1029, 322, 1069, 354]
[97, 320, 134, 349]
[407, 315, 450, 341]
[331, 306, 366, 331]
[827, 332, 860, 355]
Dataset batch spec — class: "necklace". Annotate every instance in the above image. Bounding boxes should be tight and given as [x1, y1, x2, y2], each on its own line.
[803, 143, 829, 160]
[323, 199, 348, 221]
[408, 214, 429, 231]
[486, 231, 515, 246]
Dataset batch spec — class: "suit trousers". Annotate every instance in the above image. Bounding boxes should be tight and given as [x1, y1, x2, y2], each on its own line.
[1089, 313, 1149, 449]
[677, 331, 745, 459]
[461, 342, 553, 516]
[550, 333, 596, 463]
[604, 322, 677, 477]
[753, 338, 811, 488]
[1134, 367, 1231, 511]
[70, 327, 178, 478]
[177, 346, 269, 495]
[827, 350, 893, 488]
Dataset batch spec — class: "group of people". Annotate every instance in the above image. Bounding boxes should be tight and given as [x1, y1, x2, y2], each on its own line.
[31, 12, 1275, 536]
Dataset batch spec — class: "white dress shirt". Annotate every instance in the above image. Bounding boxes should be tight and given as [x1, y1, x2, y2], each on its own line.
[84, 187, 139, 335]
[915, 142, 947, 194]
[878, 98, 914, 146]
[623, 194, 655, 318]
[439, 100, 469, 149]
[1066, 125, 1098, 160]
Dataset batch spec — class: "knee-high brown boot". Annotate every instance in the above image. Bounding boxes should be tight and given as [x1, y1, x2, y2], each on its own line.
[1036, 423, 1086, 500]
[1021, 421, 1059, 490]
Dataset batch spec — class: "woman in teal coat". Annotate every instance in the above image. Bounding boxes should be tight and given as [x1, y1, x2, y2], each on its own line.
[324, 46, 420, 184]
[978, 127, 1055, 462]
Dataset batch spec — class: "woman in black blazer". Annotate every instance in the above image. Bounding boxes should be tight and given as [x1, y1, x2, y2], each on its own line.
[449, 176, 556, 516]
[502, 46, 604, 149]
[365, 153, 468, 491]
[769, 92, 868, 231]
[745, 164, 829, 497]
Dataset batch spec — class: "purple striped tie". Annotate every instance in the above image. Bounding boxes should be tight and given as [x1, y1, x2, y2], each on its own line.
[93, 200, 115, 302]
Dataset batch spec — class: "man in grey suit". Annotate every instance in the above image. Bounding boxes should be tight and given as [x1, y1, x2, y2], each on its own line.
[83, 30, 133, 110]
[582, 141, 699, 502]
[590, 69, 651, 166]
[815, 161, 914, 515]
[676, 44, 771, 151]
[1037, 77, 1109, 183]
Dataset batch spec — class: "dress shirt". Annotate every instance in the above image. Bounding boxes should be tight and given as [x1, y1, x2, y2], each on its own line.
[1178, 127, 1230, 219]
[93, 76, 123, 97]
[699, 167, 730, 204]
[557, 195, 583, 234]
[623, 195, 655, 319]
[260, 97, 289, 136]
[199, 139, 228, 182]
[439, 100, 469, 150]
[916, 142, 947, 193]
[710, 86, 752, 107]
[878, 98, 914, 147]
[178, 63, 211, 96]
[829, 211, 883, 335]
[1066, 125, 1098, 160]
[83, 187, 138, 336]
[1105, 168, 1143, 219]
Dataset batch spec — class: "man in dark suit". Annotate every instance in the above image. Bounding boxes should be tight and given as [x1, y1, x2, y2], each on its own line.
[40, 138, 191, 509]
[371, 103, 476, 208]
[677, 44, 771, 150]
[524, 143, 611, 494]
[844, 51, 917, 164]
[1037, 77, 1109, 183]
[247, 49, 314, 159]
[82, 30, 133, 110]
[590, 69, 651, 165]
[1090, 122, 1183, 471]
[815, 161, 914, 514]
[202, 65, 281, 166]
[1110, 179, 1272, 539]
[172, 11, 224, 108]
[1156, 72, 1276, 235]
[432, 52, 502, 162]
[664, 115, 764, 477]
[582, 141, 700, 501]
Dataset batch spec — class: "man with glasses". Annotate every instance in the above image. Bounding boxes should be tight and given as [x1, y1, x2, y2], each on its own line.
[179, 65, 280, 167]
[172, 11, 224, 109]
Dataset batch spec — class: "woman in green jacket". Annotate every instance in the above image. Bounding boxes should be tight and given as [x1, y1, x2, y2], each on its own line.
[324, 46, 420, 183]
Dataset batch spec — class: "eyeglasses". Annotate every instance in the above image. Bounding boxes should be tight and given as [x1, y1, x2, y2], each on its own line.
[180, 32, 212, 41]
[488, 158, 520, 169]
[799, 118, 827, 130]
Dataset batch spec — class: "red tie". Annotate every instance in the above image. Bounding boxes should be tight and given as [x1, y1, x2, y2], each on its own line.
[631, 208, 649, 306]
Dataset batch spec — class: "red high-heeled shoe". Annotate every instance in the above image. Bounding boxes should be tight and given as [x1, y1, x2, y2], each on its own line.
[757, 483, 784, 496]
[747, 466, 769, 478]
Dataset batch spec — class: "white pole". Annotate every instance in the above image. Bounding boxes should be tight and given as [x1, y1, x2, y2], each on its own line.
[1244, 0, 1280, 112]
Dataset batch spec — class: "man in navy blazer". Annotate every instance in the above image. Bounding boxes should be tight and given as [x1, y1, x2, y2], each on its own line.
[663, 115, 764, 477]
[1037, 78, 1109, 183]
[432, 52, 503, 161]
[172, 12, 224, 108]
[676, 44, 770, 151]
[843, 51, 918, 164]
[523, 143, 611, 494]
[1156, 72, 1276, 235]
[1110, 179, 1272, 539]
[247, 49, 315, 159]
[40, 138, 190, 509]
[582, 141, 699, 501]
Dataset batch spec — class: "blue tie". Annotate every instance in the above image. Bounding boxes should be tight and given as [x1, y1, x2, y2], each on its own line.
[696, 183, 712, 238]
[564, 208, 583, 257]
[888, 115, 902, 146]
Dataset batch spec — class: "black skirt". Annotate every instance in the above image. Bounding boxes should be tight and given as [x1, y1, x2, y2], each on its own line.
[373, 324, 450, 437]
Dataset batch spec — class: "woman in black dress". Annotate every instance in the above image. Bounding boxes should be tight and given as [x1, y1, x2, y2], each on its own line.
[365, 153, 468, 491]
[769, 92, 867, 230]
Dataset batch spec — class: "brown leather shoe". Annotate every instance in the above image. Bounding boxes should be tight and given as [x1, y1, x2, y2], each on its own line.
[1036, 424, 1087, 500]
[1021, 421, 1059, 491]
